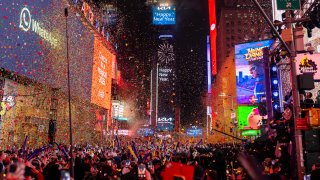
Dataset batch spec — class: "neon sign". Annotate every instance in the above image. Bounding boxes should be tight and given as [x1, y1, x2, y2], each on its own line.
[208, 0, 217, 75]
[19, 7, 58, 47]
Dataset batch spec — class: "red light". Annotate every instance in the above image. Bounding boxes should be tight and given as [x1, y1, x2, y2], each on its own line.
[208, 0, 217, 75]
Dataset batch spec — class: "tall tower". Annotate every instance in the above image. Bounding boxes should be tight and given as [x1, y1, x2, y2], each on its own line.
[149, 1, 178, 131]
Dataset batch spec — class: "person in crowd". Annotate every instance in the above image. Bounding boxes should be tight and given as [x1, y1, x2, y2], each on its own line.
[311, 163, 320, 180]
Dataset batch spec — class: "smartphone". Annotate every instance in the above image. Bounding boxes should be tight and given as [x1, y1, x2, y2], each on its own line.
[61, 170, 71, 180]
[125, 160, 131, 167]
[147, 161, 153, 170]
[107, 160, 112, 166]
[138, 164, 146, 178]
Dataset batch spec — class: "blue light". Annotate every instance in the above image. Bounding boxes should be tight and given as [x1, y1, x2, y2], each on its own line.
[273, 91, 279, 97]
[274, 104, 279, 109]
[272, 66, 277, 72]
[272, 79, 278, 85]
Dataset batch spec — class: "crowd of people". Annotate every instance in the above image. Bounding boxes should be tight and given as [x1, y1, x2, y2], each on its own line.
[0, 135, 318, 180]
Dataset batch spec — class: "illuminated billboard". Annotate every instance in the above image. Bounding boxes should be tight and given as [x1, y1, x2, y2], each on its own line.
[295, 54, 320, 80]
[152, 5, 176, 25]
[208, 0, 217, 75]
[238, 105, 267, 130]
[157, 35, 176, 131]
[0, 0, 96, 102]
[235, 40, 274, 104]
[186, 127, 203, 137]
[91, 38, 114, 109]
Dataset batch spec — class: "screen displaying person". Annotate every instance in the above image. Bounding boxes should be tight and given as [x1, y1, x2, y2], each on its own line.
[249, 62, 265, 104]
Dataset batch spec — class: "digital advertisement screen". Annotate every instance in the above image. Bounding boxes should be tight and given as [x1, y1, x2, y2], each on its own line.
[137, 128, 155, 137]
[235, 39, 274, 104]
[241, 130, 261, 136]
[186, 128, 203, 137]
[157, 117, 174, 131]
[152, 6, 176, 25]
[0, 0, 97, 102]
[208, 0, 217, 75]
[157, 36, 176, 131]
[91, 38, 114, 109]
[238, 105, 266, 130]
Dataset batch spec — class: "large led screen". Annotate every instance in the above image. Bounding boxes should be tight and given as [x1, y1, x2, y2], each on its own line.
[152, 6, 176, 25]
[186, 128, 203, 137]
[157, 35, 176, 131]
[238, 105, 266, 130]
[0, 0, 99, 102]
[208, 0, 217, 75]
[91, 38, 114, 109]
[235, 40, 274, 104]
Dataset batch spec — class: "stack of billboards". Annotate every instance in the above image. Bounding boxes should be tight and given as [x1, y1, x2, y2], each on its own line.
[235, 40, 273, 136]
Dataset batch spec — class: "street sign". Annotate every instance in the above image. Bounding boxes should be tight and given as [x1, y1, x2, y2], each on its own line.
[277, 0, 301, 10]
[296, 118, 308, 130]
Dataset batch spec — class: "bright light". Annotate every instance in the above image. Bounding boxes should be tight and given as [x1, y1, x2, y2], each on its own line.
[272, 66, 277, 72]
[273, 79, 278, 85]
[273, 91, 279, 97]
[274, 104, 279, 109]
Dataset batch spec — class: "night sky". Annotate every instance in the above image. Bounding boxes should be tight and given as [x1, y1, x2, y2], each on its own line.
[175, 0, 209, 126]
[103, 0, 214, 127]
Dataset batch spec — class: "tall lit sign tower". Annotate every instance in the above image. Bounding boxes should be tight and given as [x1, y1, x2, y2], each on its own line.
[156, 35, 176, 131]
[208, 0, 217, 75]
[150, 2, 177, 130]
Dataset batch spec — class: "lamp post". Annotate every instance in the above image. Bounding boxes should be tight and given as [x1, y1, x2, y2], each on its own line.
[65, 7, 74, 177]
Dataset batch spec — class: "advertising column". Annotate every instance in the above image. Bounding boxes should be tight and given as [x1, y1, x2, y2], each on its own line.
[157, 35, 176, 131]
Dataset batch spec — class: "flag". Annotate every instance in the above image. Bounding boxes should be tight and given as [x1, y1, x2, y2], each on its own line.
[195, 139, 203, 147]
[131, 141, 138, 158]
[128, 146, 137, 159]
[22, 136, 28, 157]
[115, 135, 120, 149]
[27, 145, 50, 161]
[175, 142, 180, 151]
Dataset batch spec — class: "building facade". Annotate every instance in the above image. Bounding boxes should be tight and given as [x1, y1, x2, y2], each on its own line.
[0, 0, 117, 147]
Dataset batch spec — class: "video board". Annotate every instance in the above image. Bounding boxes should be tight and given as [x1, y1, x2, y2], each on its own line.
[238, 105, 267, 130]
[235, 40, 274, 104]
[91, 38, 114, 109]
[157, 35, 176, 131]
[152, 5, 176, 25]
[186, 127, 203, 137]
